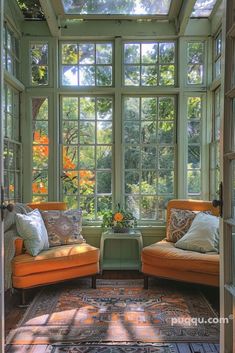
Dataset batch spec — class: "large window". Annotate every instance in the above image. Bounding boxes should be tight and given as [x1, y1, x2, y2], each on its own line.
[61, 96, 113, 220]
[3, 84, 21, 202]
[123, 96, 176, 221]
[25, 37, 211, 223]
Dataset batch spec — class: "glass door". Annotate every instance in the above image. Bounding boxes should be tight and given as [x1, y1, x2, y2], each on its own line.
[0, 0, 5, 352]
[220, 0, 235, 351]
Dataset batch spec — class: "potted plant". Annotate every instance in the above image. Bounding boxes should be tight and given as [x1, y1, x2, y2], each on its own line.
[101, 204, 137, 233]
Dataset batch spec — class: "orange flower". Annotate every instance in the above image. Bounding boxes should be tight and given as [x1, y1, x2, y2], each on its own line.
[114, 212, 124, 222]
[9, 184, 14, 192]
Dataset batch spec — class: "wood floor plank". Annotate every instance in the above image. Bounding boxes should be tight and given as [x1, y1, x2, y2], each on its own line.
[169, 343, 180, 353]
[202, 343, 217, 352]
[5, 345, 33, 353]
[31, 345, 51, 353]
[190, 343, 204, 353]
[176, 343, 192, 353]
[208, 344, 217, 352]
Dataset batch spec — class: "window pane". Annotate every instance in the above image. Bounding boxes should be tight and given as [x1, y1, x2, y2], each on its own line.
[62, 44, 78, 64]
[124, 65, 140, 86]
[96, 44, 112, 64]
[142, 44, 158, 64]
[62, 97, 78, 120]
[62, 66, 78, 86]
[62, 0, 171, 15]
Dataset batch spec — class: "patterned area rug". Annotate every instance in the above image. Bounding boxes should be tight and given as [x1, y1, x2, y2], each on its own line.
[7, 279, 219, 345]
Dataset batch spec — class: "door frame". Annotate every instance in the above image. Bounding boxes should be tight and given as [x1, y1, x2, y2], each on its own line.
[220, 0, 234, 351]
[0, 0, 5, 352]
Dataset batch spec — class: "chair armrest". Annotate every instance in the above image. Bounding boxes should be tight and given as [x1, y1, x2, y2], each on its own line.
[14, 238, 24, 256]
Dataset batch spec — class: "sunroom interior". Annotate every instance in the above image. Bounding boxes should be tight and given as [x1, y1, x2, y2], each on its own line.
[1, 0, 234, 351]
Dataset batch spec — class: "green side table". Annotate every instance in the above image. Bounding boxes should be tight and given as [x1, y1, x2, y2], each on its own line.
[100, 229, 143, 273]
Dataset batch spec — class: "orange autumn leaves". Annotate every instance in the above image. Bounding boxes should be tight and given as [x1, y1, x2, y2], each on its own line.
[33, 131, 49, 194]
[33, 131, 94, 195]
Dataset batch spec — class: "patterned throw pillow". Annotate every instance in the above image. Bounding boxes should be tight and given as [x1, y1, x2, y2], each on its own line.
[166, 208, 196, 243]
[41, 209, 85, 247]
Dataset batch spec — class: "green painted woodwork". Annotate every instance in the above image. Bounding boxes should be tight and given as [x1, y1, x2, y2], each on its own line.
[83, 226, 165, 248]
[100, 230, 143, 271]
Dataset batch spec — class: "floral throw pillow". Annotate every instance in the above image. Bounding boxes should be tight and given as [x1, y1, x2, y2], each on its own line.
[166, 208, 196, 243]
[41, 209, 85, 247]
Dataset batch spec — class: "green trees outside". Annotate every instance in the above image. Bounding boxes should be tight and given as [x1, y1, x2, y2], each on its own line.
[124, 96, 175, 221]
[62, 0, 171, 15]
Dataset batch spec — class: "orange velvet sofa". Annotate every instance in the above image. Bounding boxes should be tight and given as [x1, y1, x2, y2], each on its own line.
[142, 199, 220, 288]
[12, 202, 100, 304]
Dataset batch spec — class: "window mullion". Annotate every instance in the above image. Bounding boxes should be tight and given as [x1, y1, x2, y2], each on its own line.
[113, 37, 122, 209]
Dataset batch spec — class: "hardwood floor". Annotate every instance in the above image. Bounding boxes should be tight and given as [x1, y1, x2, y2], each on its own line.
[5, 342, 220, 353]
[4, 271, 220, 353]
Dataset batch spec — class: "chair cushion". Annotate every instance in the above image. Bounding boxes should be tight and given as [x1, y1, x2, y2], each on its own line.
[142, 239, 219, 275]
[12, 243, 99, 277]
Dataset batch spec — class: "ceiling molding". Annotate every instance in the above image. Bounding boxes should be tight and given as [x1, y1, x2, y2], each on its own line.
[39, 0, 60, 36]
[168, 0, 183, 22]
[178, 0, 197, 35]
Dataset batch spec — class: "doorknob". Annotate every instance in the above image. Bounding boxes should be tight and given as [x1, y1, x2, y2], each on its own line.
[212, 199, 222, 208]
[212, 182, 223, 217]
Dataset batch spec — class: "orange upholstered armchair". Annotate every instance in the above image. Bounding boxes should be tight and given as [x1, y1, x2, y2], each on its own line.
[12, 202, 100, 304]
[141, 199, 220, 288]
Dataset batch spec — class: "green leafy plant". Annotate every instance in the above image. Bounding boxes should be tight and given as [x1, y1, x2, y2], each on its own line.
[101, 203, 137, 232]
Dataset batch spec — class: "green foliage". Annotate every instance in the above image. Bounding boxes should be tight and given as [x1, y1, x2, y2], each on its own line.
[17, 0, 44, 19]
[101, 203, 137, 230]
